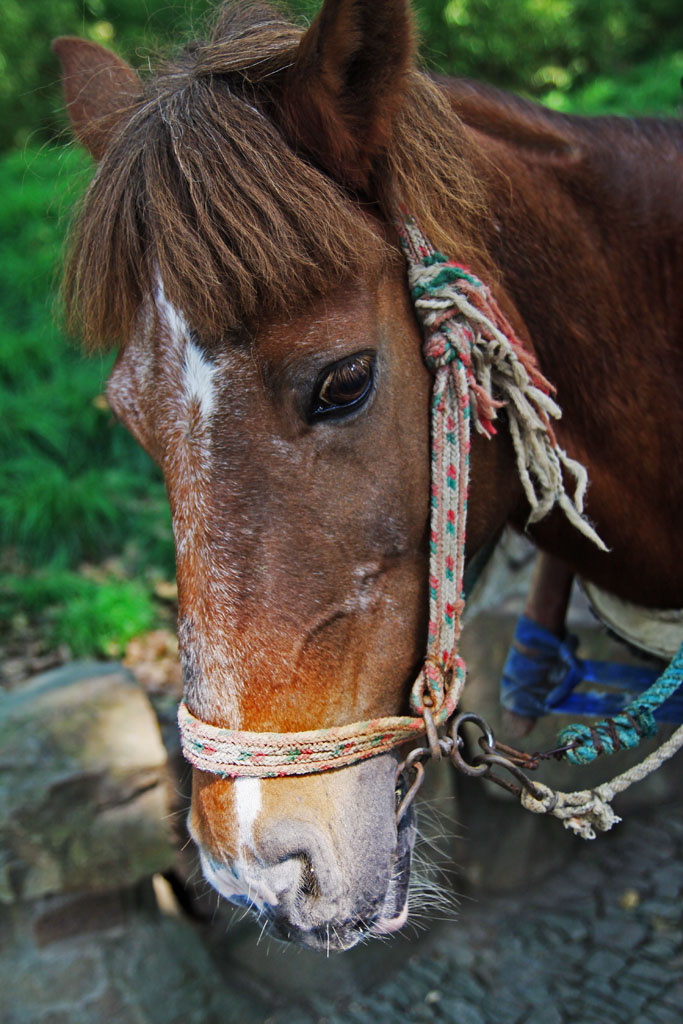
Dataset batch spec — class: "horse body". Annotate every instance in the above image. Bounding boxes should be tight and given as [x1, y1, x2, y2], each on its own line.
[53, 0, 682, 951]
[448, 81, 683, 605]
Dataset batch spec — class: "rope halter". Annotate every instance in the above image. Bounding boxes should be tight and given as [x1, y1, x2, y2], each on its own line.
[177, 209, 605, 779]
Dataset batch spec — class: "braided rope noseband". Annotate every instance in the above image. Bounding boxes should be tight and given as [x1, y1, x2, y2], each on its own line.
[178, 210, 604, 778]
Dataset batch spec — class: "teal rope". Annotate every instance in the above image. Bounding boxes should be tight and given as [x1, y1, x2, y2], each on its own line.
[559, 643, 683, 765]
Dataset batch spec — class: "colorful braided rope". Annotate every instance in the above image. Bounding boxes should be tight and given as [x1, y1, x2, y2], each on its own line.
[559, 641, 683, 765]
[177, 209, 604, 778]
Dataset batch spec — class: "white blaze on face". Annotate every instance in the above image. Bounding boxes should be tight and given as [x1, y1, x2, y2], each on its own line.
[154, 279, 217, 438]
[234, 776, 262, 851]
[148, 280, 246, 728]
[182, 336, 217, 424]
[195, 776, 292, 910]
[155, 278, 188, 352]
[197, 774, 304, 911]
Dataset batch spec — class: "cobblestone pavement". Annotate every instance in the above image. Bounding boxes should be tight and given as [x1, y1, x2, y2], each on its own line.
[260, 799, 683, 1024]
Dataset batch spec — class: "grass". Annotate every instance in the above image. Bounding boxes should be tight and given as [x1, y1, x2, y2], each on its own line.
[1, 571, 157, 658]
[0, 144, 175, 663]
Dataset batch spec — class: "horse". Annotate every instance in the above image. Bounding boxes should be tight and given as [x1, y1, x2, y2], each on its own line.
[52, 0, 683, 951]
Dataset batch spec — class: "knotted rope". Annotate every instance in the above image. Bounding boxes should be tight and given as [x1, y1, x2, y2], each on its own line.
[178, 210, 603, 779]
[558, 641, 683, 764]
[520, 723, 683, 839]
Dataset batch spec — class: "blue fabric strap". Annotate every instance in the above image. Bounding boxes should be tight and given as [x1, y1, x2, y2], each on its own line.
[500, 616, 683, 751]
[500, 615, 587, 718]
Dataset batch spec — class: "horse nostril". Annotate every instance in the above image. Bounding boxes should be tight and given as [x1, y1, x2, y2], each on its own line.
[261, 821, 339, 893]
[298, 856, 320, 898]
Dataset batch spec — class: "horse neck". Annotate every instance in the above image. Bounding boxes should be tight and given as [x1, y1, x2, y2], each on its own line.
[453, 95, 683, 605]
[463, 101, 683, 384]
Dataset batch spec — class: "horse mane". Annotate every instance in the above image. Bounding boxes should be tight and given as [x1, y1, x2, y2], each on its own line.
[448, 75, 683, 219]
[63, 1, 488, 350]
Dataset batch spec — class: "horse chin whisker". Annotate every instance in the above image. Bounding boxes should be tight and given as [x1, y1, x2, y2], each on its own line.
[414, 814, 462, 838]
[406, 896, 460, 924]
[408, 882, 461, 909]
[412, 842, 458, 863]
[409, 867, 461, 895]
[182, 860, 201, 885]
[256, 916, 270, 946]
[403, 918, 429, 937]
[410, 893, 460, 914]
[411, 846, 460, 875]
[161, 810, 187, 823]
[415, 804, 466, 834]
[414, 811, 463, 842]
[412, 795, 459, 816]
[415, 803, 461, 828]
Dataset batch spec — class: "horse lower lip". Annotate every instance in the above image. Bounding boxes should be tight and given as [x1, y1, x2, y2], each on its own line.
[265, 917, 364, 952]
[367, 815, 414, 936]
[370, 899, 409, 934]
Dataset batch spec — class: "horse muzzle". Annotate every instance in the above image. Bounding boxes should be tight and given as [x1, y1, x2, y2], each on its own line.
[189, 753, 415, 951]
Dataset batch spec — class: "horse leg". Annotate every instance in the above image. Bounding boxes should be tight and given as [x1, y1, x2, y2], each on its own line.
[502, 551, 574, 738]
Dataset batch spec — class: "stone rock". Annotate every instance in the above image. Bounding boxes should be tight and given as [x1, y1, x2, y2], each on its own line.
[0, 882, 268, 1024]
[0, 662, 175, 903]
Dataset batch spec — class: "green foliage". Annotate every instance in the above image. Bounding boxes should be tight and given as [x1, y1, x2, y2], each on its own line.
[1, 1, 213, 150]
[543, 50, 683, 116]
[1, 571, 157, 657]
[1, 0, 319, 151]
[416, 0, 683, 115]
[51, 578, 157, 657]
[0, 144, 174, 655]
[4, 0, 681, 153]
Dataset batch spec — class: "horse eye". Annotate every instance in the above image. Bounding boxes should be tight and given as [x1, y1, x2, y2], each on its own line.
[310, 353, 375, 420]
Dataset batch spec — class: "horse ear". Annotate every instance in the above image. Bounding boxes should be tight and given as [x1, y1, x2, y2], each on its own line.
[279, 0, 415, 190]
[52, 37, 142, 160]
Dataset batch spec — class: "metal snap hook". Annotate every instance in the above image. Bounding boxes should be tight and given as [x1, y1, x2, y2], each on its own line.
[448, 711, 496, 777]
[395, 750, 427, 822]
[422, 705, 442, 761]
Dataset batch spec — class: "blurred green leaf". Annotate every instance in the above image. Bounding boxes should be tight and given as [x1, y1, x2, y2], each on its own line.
[0, 143, 174, 656]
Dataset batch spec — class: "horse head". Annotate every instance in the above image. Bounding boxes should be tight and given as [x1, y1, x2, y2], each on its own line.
[54, 0, 523, 950]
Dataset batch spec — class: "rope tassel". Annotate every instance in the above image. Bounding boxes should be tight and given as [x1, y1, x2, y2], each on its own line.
[395, 213, 606, 551]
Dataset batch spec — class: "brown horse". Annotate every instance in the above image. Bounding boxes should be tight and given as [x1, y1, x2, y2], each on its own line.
[53, 0, 683, 950]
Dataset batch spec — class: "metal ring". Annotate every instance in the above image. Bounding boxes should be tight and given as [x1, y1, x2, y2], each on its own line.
[397, 746, 429, 775]
[448, 712, 496, 777]
[474, 752, 547, 801]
